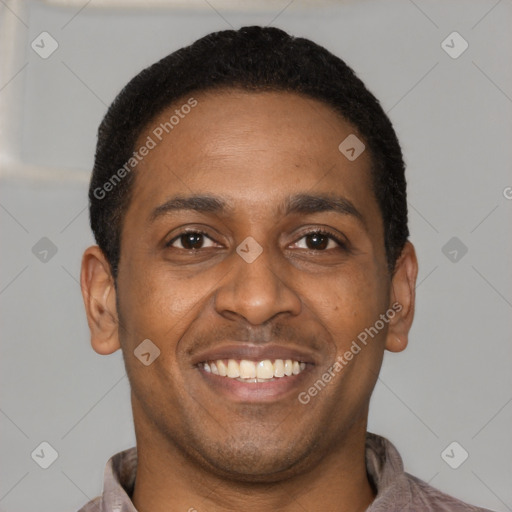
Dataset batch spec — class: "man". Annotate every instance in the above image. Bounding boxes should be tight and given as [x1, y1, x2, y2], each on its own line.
[79, 26, 493, 512]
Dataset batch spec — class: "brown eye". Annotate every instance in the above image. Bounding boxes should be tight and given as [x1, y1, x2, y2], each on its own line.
[294, 230, 346, 251]
[305, 232, 329, 250]
[166, 231, 216, 250]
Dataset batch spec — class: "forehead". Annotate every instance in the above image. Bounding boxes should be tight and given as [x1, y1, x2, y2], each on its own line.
[125, 89, 379, 229]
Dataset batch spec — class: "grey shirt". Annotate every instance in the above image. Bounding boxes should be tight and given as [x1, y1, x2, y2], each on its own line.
[77, 432, 494, 511]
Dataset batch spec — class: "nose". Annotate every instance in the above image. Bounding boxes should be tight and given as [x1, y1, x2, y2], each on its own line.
[214, 241, 302, 326]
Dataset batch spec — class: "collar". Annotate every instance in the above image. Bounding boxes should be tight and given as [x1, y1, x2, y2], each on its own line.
[97, 432, 409, 511]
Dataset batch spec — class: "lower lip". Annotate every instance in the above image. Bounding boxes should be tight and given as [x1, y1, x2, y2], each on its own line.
[196, 365, 314, 402]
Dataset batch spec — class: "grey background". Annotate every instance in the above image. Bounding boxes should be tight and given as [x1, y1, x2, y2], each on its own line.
[1, 0, 511, 511]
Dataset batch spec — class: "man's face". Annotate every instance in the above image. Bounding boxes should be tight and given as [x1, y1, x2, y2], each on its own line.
[106, 90, 397, 480]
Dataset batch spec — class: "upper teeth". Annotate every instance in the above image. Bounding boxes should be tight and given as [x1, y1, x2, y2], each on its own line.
[201, 359, 306, 380]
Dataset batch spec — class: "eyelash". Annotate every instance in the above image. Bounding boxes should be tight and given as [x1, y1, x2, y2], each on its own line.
[165, 228, 347, 251]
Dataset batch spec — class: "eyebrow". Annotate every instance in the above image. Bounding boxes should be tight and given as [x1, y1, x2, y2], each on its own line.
[149, 192, 366, 229]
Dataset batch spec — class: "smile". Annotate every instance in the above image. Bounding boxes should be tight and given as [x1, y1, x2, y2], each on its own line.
[199, 358, 307, 382]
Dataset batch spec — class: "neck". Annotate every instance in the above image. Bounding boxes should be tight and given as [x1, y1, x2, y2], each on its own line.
[131, 410, 376, 512]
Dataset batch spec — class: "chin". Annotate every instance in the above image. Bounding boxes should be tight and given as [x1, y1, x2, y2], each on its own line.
[195, 437, 318, 483]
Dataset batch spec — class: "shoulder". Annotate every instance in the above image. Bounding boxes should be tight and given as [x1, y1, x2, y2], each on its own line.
[400, 472, 496, 512]
[365, 433, 495, 512]
[76, 496, 101, 512]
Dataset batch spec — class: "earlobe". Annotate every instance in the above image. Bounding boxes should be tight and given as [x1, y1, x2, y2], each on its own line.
[384, 241, 418, 353]
[80, 246, 121, 355]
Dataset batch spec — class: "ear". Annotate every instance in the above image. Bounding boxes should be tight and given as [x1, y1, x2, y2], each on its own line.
[384, 241, 418, 353]
[80, 245, 121, 355]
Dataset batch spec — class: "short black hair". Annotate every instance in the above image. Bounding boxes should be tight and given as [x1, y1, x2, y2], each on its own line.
[89, 25, 408, 280]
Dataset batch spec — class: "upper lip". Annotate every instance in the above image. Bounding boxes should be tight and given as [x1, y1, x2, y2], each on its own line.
[191, 343, 318, 366]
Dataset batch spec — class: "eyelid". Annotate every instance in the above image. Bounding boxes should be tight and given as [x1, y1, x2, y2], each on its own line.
[165, 226, 348, 250]
[290, 227, 348, 249]
[165, 228, 219, 248]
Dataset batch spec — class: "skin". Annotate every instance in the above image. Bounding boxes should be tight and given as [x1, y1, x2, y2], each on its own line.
[81, 89, 418, 512]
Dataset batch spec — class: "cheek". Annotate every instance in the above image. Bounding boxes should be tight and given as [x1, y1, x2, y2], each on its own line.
[318, 262, 388, 349]
[118, 261, 214, 356]
[116, 268, 193, 404]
